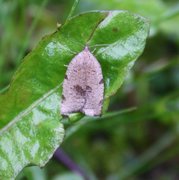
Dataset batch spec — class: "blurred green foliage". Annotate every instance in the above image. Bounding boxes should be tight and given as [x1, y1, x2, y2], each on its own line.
[0, 0, 179, 179]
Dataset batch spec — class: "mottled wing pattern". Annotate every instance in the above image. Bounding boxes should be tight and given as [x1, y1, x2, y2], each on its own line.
[61, 47, 104, 116]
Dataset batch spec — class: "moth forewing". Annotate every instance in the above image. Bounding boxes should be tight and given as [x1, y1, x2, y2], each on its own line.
[61, 46, 104, 116]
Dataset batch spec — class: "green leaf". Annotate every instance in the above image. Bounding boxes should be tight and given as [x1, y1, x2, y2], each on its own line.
[0, 11, 149, 179]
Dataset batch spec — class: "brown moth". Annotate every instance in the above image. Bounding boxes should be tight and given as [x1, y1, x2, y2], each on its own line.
[60, 46, 104, 116]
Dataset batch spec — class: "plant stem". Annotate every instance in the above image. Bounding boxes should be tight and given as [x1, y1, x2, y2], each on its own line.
[65, 107, 136, 139]
[66, 0, 80, 21]
[54, 148, 89, 180]
[0, 85, 10, 94]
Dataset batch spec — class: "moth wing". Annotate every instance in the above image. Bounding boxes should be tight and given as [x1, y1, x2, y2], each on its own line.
[61, 47, 104, 116]
[81, 49, 104, 116]
[61, 50, 86, 115]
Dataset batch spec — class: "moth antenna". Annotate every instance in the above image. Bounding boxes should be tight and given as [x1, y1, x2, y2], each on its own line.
[89, 44, 110, 48]
[91, 48, 97, 54]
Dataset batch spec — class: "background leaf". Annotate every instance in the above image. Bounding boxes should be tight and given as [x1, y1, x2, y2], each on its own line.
[78, 0, 179, 38]
[0, 10, 149, 179]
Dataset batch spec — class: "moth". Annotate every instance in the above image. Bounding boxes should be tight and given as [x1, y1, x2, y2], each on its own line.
[60, 46, 104, 116]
